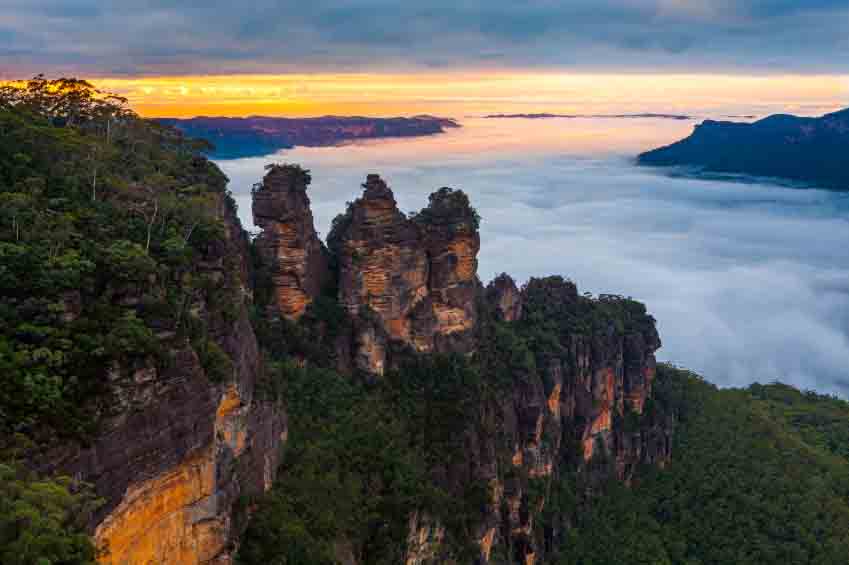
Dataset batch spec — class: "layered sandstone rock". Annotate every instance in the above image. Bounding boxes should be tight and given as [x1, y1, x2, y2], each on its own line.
[332, 175, 479, 374]
[412, 186, 480, 350]
[37, 195, 286, 565]
[253, 164, 328, 320]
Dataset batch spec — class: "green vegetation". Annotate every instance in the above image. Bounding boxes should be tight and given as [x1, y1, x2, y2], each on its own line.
[0, 460, 99, 565]
[555, 365, 849, 565]
[238, 355, 487, 565]
[0, 77, 238, 440]
[518, 276, 658, 345]
[0, 76, 246, 564]
[411, 186, 481, 231]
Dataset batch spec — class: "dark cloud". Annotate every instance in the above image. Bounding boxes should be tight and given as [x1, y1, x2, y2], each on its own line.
[1, 0, 848, 76]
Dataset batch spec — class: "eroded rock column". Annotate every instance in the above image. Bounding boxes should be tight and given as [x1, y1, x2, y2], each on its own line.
[253, 164, 328, 320]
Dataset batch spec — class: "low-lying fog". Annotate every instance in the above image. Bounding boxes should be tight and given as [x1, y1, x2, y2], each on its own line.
[218, 117, 849, 397]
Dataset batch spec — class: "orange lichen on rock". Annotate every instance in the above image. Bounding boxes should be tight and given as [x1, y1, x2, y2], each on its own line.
[547, 383, 562, 417]
[94, 447, 218, 565]
[216, 385, 248, 457]
[480, 528, 497, 563]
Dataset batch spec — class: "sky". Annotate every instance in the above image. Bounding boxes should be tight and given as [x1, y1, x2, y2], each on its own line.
[1, 1, 849, 116]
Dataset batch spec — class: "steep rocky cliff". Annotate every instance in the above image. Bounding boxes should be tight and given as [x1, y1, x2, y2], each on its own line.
[249, 169, 672, 565]
[467, 276, 670, 564]
[252, 164, 329, 321]
[34, 192, 287, 565]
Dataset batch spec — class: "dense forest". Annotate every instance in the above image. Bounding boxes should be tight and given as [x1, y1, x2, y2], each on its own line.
[2, 79, 849, 565]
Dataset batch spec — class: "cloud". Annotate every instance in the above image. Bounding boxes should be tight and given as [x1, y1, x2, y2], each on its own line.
[217, 116, 849, 397]
[1, 0, 848, 76]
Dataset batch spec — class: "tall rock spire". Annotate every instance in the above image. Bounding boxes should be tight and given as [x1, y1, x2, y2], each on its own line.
[252, 164, 328, 320]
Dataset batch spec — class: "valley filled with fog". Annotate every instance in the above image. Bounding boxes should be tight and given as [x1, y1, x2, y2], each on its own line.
[219, 116, 849, 396]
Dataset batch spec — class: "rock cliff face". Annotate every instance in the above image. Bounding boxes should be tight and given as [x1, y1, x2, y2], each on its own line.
[255, 170, 671, 564]
[332, 175, 479, 374]
[37, 194, 286, 565]
[437, 276, 671, 565]
[253, 164, 328, 321]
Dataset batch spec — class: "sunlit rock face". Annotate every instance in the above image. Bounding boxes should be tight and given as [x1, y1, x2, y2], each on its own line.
[36, 199, 286, 565]
[253, 164, 328, 320]
[333, 175, 479, 374]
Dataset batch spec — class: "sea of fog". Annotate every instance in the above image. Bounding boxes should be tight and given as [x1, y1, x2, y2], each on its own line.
[217, 117, 849, 397]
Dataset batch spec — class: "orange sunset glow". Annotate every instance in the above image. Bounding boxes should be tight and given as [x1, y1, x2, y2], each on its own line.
[91, 73, 849, 118]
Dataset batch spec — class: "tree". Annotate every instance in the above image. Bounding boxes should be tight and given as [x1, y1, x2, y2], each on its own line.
[0, 461, 100, 565]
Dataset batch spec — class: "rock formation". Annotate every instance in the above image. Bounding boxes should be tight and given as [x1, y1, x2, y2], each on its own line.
[332, 175, 479, 374]
[247, 171, 671, 563]
[36, 193, 286, 565]
[253, 164, 328, 321]
[410, 275, 671, 564]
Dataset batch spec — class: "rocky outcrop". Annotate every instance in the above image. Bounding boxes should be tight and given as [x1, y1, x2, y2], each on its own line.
[413, 186, 480, 350]
[332, 175, 479, 374]
[245, 168, 672, 564]
[464, 276, 671, 564]
[253, 164, 328, 321]
[36, 193, 286, 565]
[486, 273, 523, 322]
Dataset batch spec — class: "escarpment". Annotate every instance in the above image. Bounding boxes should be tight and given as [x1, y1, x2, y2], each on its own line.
[250, 169, 672, 564]
[34, 191, 287, 565]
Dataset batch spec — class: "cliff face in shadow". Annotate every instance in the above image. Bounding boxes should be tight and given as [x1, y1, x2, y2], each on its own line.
[638, 108, 849, 190]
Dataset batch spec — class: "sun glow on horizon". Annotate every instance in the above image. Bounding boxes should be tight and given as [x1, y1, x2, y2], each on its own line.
[88, 72, 849, 119]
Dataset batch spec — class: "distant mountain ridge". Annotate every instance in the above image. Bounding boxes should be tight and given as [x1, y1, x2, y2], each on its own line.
[638, 108, 849, 190]
[485, 112, 692, 120]
[157, 115, 460, 159]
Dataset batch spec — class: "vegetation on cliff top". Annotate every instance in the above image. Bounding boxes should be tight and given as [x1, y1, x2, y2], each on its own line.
[0, 76, 238, 441]
[1, 78, 245, 563]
